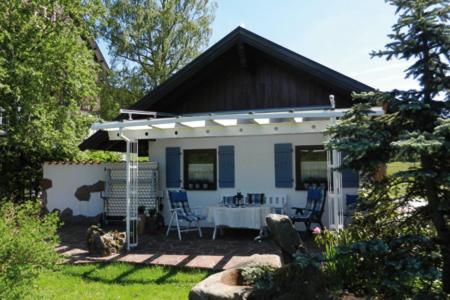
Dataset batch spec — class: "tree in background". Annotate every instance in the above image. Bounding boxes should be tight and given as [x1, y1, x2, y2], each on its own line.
[327, 0, 449, 294]
[0, 0, 105, 199]
[99, 0, 216, 120]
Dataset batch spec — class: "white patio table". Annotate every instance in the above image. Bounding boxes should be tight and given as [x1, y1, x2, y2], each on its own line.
[207, 206, 272, 240]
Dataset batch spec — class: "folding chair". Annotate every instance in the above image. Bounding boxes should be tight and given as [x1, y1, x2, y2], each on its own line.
[165, 190, 206, 240]
[291, 186, 326, 231]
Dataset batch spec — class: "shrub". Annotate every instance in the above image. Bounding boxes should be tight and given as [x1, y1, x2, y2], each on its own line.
[0, 200, 60, 299]
[248, 252, 329, 300]
[315, 230, 443, 298]
[241, 263, 276, 289]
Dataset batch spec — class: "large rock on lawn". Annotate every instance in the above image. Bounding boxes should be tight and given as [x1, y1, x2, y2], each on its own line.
[189, 254, 281, 300]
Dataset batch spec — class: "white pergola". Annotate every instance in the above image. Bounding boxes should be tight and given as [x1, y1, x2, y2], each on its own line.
[91, 105, 383, 249]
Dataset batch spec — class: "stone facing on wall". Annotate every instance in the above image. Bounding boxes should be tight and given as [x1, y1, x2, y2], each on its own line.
[74, 180, 105, 201]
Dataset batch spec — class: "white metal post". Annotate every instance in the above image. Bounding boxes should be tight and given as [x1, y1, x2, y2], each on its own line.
[119, 129, 139, 250]
[120, 130, 131, 250]
[327, 95, 344, 231]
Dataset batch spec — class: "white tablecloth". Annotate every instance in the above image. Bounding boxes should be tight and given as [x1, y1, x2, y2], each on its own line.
[207, 206, 272, 230]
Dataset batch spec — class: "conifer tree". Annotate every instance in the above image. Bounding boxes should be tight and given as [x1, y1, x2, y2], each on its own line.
[327, 0, 449, 292]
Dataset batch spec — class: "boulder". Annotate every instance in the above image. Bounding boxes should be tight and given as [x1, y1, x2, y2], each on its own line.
[189, 269, 252, 300]
[231, 254, 282, 269]
[86, 225, 125, 256]
[265, 214, 303, 263]
[189, 254, 281, 300]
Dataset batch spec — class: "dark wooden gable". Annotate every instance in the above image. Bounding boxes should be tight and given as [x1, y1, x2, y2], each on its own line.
[148, 43, 353, 114]
[130, 27, 373, 115]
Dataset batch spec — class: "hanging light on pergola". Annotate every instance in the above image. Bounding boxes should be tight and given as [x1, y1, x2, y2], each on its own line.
[0, 107, 6, 137]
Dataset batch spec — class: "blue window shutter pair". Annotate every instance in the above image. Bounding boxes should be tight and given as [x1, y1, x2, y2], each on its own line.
[166, 147, 181, 188]
[166, 146, 235, 189]
[219, 145, 235, 188]
[274, 143, 293, 188]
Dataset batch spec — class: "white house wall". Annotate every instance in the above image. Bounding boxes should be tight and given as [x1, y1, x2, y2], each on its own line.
[148, 132, 356, 229]
[43, 163, 105, 217]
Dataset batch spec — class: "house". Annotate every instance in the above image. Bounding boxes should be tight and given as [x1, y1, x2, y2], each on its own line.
[79, 27, 381, 245]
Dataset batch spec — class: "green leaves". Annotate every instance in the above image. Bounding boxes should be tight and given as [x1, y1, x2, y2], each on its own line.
[100, 0, 216, 92]
[326, 0, 449, 295]
[0, 0, 105, 198]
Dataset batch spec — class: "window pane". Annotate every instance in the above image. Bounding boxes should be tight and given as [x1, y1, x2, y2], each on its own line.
[296, 147, 327, 190]
[300, 151, 327, 181]
[188, 163, 214, 182]
[184, 149, 217, 190]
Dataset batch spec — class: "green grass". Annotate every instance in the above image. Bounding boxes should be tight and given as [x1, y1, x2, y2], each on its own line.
[386, 162, 419, 176]
[31, 263, 210, 300]
[386, 162, 420, 197]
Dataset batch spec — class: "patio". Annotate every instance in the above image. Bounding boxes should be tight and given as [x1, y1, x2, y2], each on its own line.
[57, 224, 315, 270]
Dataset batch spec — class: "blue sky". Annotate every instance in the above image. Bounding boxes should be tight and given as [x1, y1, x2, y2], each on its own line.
[99, 0, 418, 91]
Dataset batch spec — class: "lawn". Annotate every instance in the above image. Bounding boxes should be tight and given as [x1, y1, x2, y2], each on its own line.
[386, 161, 419, 176]
[31, 263, 210, 300]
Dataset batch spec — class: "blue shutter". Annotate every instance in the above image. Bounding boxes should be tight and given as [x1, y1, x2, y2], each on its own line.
[342, 152, 359, 188]
[218, 145, 235, 188]
[166, 147, 181, 188]
[274, 143, 293, 188]
[342, 169, 359, 188]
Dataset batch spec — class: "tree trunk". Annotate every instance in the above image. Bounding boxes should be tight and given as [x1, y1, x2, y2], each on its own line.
[423, 156, 450, 293]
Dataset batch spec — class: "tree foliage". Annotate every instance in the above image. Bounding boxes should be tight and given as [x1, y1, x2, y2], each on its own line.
[99, 0, 216, 120]
[326, 0, 449, 295]
[98, 68, 147, 120]
[0, 0, 110, 199]
[0, 201, 60, 299]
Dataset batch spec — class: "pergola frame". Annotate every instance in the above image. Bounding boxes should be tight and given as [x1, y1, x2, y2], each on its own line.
[91, 106, 383, 248]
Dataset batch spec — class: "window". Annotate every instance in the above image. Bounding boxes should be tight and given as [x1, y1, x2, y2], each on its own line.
[184, 149, 217, 190]
[295, 146, 327, 190]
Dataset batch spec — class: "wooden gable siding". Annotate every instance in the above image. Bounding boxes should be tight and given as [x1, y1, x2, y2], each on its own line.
[149, 45, 352, 114]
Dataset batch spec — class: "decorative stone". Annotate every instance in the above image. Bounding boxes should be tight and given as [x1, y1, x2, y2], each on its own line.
[61, 207, 74, 220]
[189, 269, 252, 300]
[231, 254, 282, 269]
[74, 180, 105, 201]
[86, 225, 125, 256]
[189, 254, 281, 300]
[265, 214, 303, 263]
[39, 178, 53, 190]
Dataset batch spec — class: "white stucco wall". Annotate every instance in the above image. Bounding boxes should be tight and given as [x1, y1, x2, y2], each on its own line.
[43, 163, 106, 217]
[148, 132, 356, 228]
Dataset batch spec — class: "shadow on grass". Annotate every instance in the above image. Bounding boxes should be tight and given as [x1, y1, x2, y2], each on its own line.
[60, 263, 212, 286]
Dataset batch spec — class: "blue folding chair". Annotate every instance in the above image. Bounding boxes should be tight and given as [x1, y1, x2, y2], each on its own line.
[291, 186, 326, 231]
[165, 190, 206, 240]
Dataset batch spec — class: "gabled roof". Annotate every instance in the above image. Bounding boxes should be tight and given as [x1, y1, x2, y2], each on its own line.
[80, 27, 373, 152]
[130, 26, 373, 112]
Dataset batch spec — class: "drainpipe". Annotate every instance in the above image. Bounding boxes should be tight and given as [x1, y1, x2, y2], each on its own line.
[119, 129, 132, 251]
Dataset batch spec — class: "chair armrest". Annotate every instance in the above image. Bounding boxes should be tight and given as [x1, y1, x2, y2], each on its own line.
[291, 206, 313, 215]
[190, 207, 207, 215]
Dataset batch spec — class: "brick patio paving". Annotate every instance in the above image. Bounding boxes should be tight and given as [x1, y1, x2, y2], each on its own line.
[58, 224, 285, 270]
